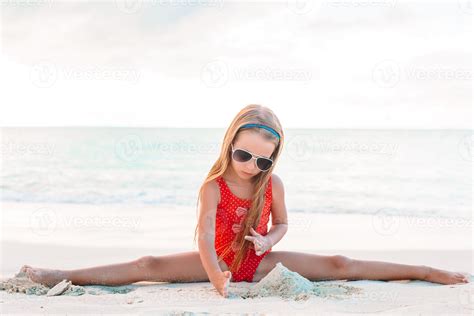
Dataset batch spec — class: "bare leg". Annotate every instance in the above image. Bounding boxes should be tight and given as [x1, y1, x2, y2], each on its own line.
[254, 251, 469, 285]
[345, 258, 469, 284]
[22, 251, 229, 287]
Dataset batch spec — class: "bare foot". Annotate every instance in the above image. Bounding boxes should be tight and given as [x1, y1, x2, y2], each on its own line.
[20, 265, 68, 288]
[423, 266, 470, 285]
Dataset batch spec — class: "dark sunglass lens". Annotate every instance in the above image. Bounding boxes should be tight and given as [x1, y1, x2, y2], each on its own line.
[256, 158, 272, 171]
[233, 149, 252, 162]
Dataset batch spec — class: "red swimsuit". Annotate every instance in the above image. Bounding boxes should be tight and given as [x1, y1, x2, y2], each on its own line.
[214, 175, 273, 282]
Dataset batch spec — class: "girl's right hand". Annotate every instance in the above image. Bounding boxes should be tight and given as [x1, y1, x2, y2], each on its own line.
[210, 270, 232, 297]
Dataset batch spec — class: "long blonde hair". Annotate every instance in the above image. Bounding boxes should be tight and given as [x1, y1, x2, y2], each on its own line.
[193, 104, 284, 273]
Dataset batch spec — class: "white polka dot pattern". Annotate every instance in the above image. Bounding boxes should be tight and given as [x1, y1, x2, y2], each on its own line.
[214, 175, 273, 282]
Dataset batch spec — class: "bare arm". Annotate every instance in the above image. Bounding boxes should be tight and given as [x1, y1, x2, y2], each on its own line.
[197, 180, 231, 297]
[197, 181, 221, 275]
[244, 174, 289, 255]
[265, 223, 288, 247]
[266, 173, 288, 246]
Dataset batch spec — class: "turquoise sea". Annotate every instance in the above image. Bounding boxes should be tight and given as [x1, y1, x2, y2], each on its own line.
[1, 128, 471, 220]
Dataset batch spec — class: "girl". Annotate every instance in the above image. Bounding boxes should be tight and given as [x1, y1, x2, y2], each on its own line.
[21, 104, 469, 298]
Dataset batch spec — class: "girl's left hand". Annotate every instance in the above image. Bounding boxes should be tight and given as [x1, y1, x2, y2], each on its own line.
[244, 227, 273, 256]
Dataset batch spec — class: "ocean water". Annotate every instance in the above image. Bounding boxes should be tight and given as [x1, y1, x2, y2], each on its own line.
[0, 128, 471, 220]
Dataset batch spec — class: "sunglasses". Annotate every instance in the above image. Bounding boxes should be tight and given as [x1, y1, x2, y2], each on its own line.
[231, 144, 273, 171]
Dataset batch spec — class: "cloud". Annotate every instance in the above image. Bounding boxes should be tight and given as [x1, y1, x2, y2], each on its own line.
[0, 0, 471, 128]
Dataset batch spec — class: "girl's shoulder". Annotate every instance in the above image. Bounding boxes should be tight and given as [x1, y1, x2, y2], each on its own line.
[201, 178, 221, 206]
[270, 173, 280, 182]
[270, 173, 284, 197]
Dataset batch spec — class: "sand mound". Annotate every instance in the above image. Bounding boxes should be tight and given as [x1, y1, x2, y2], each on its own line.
[0, 270, 50, 295]
[243, 262, 362, 300]
[0, 267, 139, 297]
[0, 269, 84, 296]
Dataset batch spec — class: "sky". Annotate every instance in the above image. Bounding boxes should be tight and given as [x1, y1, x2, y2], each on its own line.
[0, 0, 471, 129]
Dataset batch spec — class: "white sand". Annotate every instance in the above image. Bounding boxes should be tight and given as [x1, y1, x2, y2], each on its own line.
[1, 246, 472, 315]
[1, 202, 472, 314]
[244, 262, 362, 300]
[1, 275, 472, 315]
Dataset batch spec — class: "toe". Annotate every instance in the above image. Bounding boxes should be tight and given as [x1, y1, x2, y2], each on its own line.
[459, 273, 470, 283]
[457, 276, 468, 284]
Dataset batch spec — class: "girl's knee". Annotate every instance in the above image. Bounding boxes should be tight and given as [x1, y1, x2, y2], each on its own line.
[331, 255, 352, 270]
[135, 255, 160, 270]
